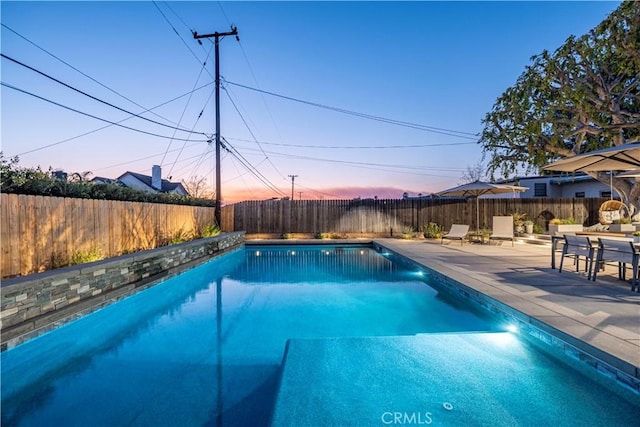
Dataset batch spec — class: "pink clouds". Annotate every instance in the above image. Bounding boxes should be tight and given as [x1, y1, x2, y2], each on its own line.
[223, 186, 424, 203]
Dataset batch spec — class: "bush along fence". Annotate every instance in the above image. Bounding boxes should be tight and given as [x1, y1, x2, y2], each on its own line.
[223, 197, 610, 236]
[1, 193, 219, 278]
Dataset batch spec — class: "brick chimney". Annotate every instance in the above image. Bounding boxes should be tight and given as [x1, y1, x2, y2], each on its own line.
[151, 165, 162, 191]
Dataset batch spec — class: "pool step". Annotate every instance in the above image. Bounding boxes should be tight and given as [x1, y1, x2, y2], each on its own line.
[270, 333, 638, 426]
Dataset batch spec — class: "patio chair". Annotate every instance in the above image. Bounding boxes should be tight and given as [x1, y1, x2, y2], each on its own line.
[592, 238, 640, 292]
[558, 235, 596, 279]
[489, 216, 515, 246]
[441, 224, 470, 245]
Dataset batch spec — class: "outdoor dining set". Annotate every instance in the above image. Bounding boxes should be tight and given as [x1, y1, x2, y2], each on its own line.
[553, 233, 640, 292]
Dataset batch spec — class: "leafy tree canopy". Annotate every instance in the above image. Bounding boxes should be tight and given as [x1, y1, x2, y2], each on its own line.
[480, 1, 639, 179]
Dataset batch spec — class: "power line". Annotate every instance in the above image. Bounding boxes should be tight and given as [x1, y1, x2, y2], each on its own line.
[217, 1, 288, 153]
[1, 53, 208, 136]
[233, 145, 463, 177]
[12, 82, 214, 156]
[166, 90, 214, 179]
[222, 85, 286, 179]
[225, 155, 284, 201]
[223, 79, 480, 140]
[294, 183, 345, 199]
[225, 136, 476, 149]
[159, 42, 214, 165]
[0, 23, 185, 127]
[152, 1, 210, 72]
[2, 82, 211, 143]
[221, 137, 287, 197]
[92, 146, 203, 173]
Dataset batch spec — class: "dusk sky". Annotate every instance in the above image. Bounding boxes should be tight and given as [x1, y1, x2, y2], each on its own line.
[1, 1, 621, 202]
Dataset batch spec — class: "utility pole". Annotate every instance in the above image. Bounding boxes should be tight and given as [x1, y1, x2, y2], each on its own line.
[298, 191, 303, 200]
[288, 175, 298, 200]
[193, 26, 238, 228]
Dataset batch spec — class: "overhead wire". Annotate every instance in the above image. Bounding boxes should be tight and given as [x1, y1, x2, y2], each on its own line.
[221, 137, 287, 197]
[294, 183, 345, 200]
[173, 143, 214, 180]
[1, 53, 208, 136]
[159, 42, 214, 165]
[233, 144, 463, 177]
[217, 1, 288, 152]
[2, 82, 211, 143]
[222, 84, 286, 179]
[223, 79, 480, 140]
[10, 82, 215, 156]
[225, 136, 476, 149]
[92, 145, 205, 173]
[151, 0, 211, 74]
[0, 23, 185, 127]
[165, 61, 215, 176]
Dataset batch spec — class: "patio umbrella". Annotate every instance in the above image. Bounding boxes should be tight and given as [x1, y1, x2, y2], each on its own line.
[542, 142, 640, 172]
[614, 169, 640, 178]
[436, 181, 528, 233]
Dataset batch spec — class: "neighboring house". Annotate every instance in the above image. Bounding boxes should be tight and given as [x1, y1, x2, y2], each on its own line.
[497, 173, 619, 199]
[117, 165, 189, 196]
[91, 176, 121, 185]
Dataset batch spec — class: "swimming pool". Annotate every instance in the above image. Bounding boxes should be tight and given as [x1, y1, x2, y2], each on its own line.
[1, 244, 638, 425]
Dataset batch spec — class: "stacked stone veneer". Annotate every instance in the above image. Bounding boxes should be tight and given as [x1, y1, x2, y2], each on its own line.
[1, 231, 245, 350]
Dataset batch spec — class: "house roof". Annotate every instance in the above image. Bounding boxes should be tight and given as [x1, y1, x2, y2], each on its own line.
[549, 175, 596, 185]
[91, 176, 120, 185]
[117, 171, 187, 194]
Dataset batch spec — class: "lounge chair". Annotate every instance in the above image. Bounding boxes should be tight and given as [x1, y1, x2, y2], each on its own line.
[489, 216, 515, 246]
[441, 224, 470, 245]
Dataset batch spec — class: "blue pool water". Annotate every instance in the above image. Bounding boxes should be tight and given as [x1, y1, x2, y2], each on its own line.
[1, 245, 638, 426]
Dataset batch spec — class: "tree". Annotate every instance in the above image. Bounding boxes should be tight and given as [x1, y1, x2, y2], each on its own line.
[69, 171, 93, 182]
[459, 162, 486, 184]
[182, 175, 214, 199]
[480, 1, 640, 208]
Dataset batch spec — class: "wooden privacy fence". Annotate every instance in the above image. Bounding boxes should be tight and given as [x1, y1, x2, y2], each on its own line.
[1, 194, 216, 278]
[2, 194, 610, 277]
[223, 197, 611, 235]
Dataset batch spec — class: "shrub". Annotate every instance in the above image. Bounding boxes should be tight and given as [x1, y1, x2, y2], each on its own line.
[533, 224, 545, 234]
[199, 224, 221, 238]
[478, 228, 492, 238]
[550, 217, 577, 225]
[421, 223, 442, 239]
[280, 233, 293, 239]
[400, 226, 415, 239]
[613, 217, 632, 224]
[329, 233, 347, 239]
[315, 232, 329, 239]
[52, 247, 104, 268]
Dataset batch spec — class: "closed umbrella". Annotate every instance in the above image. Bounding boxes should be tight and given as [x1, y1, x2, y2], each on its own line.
[436, 181, 528, 233]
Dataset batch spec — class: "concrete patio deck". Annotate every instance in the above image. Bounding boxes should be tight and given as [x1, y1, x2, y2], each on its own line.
[374, 238, 640, 387]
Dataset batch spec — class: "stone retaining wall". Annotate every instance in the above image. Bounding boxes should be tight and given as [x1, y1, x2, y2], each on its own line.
[1, 232, 245, 350]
